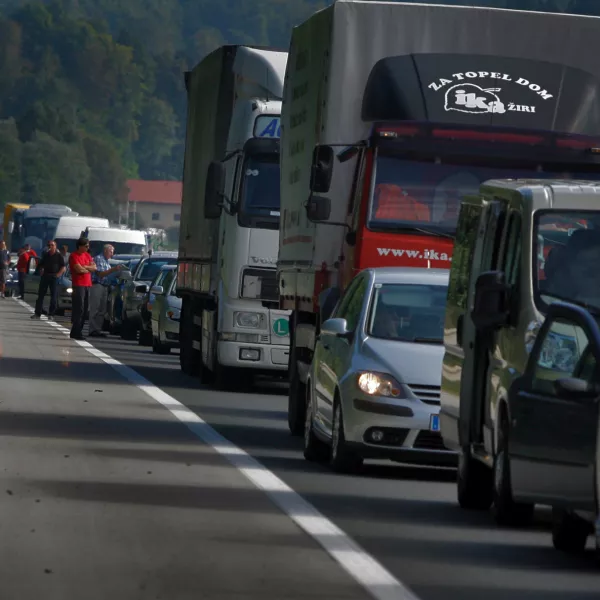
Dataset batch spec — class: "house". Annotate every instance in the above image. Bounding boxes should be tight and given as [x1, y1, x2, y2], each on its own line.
[124, 180, 182, 230]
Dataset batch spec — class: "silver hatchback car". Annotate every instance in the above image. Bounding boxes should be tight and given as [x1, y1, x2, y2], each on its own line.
[304, 267, 457, 473]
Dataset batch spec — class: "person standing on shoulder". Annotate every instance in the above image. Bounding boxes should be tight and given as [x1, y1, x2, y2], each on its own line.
[0, 241, 9, 298]
[88, 244, 124, 337]
[31, 240, 65, 320]
[16, 244, 36, 299]
[69, 238, 97, 340]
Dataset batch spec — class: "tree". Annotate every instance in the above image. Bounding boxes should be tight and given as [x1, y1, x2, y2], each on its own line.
[0, 118, 22, 207]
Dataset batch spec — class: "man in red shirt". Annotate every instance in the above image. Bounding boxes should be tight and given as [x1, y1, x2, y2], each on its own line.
[69, 238, 97, 340]
[16, 244, 37, 299]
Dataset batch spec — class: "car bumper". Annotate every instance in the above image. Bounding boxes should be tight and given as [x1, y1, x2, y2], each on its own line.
[218, 340, 289, 372]
[343, 397, 458, 466]
[160, 318, 180, 346]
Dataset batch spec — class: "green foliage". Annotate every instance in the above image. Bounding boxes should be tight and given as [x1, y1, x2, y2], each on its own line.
[1, 0, 600, 217]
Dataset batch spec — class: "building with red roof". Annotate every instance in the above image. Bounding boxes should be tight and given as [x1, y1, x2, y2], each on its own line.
[124, 179, 182, 230]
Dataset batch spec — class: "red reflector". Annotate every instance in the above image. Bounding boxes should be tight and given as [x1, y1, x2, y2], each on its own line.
[432, 129, 544, 144]
[555, 138, 593, 149]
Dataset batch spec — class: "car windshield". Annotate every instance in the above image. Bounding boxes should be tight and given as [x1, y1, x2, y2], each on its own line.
[136, 259, 176, 281]
[535, 211, 600, 313]
[367, 283, 448, 343]
[369, 153, 600, 237]
[88, 241, 146, 255]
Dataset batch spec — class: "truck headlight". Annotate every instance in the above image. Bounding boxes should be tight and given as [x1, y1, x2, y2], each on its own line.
[234, 311, 263, 328]
[357, 372, 404, 398]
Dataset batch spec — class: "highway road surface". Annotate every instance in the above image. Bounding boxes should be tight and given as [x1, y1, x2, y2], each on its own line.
[1, 296, 599, 600]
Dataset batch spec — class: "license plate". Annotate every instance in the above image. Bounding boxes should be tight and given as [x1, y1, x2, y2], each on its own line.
[429, 414, 440, 432]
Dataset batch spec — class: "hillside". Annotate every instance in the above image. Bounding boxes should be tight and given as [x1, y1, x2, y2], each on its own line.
[0, 0, 597, 219]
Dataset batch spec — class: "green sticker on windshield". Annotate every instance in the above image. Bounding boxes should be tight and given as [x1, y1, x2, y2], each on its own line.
[273, 318, 289, 337]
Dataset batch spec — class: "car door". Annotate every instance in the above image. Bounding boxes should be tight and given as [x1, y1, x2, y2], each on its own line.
[314, 276, 362, 431]
[25, 256, 41, 296]
[318, 274, 369, 432]
[153, 270, 175, 333]
[509, 303, 600, 511]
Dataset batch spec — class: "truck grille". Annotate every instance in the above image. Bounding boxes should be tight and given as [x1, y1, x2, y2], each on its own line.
[407, 384, 441, 405]
[241, 268, 278, 302]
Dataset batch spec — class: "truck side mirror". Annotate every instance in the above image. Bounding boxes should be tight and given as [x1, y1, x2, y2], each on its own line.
[310, 145, 334, 193]
[7, 222, 14, 234]
[306, 195, 331, 222]
[205, 161, 225, 219]
[471, 270, 510, 331]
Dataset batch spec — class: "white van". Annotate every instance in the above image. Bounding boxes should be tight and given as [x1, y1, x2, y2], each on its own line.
[54, 216, 110, 251]
[84, 227, 147, 256]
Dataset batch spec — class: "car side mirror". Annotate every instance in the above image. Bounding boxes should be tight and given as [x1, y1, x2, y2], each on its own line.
[471, 270, 510, 332]
[135, 284, 148, 294]
[321, 317, 351, 339]
[554, 377, 599, 400]
[150, 285, 164, 295]
[205, 161, 225, 219]
[306, 195, 331, 222]
[310, 145, 334, 193]
[119, 270, 132, 281]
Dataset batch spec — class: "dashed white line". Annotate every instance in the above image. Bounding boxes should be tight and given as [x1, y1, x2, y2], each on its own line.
[12, 297, 422, 600]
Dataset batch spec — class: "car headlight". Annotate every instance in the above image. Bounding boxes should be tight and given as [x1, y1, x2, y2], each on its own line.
[234, 311, 264, 328]
[66, 287, 73, 294]
[357, 372, 404, 398]
[167, 308, 181, 320]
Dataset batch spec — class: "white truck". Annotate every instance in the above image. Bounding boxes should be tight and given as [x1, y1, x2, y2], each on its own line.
[53, 216, 110, 251]
[177, 44, 291, 389]
[83, 226, 147, 256]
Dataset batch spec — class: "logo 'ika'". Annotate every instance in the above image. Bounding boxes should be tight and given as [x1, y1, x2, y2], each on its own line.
[445, 83, 505, 114]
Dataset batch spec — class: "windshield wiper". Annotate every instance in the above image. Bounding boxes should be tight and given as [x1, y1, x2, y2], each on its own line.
[541, 291, 600, 315]
[412, 337, 443, 344]
[377, 224, 455, 240]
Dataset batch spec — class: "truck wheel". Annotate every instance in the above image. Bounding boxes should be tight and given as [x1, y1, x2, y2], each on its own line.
[457, 448, 493, 510]
[288, 339, 306, 436]
[179, 299, 200, 375]
[492, 416, 534, 527]
[303, 380, 329, 462]
[552, 508, 591, 553]
[330, 397, 362, 474]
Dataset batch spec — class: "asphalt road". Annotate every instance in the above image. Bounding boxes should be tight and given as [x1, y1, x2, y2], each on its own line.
[2, 296, 600, 600]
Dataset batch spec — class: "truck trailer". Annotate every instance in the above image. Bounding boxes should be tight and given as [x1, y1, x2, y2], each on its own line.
[177, 45, 291, 388]
[279, 0, 600, 435]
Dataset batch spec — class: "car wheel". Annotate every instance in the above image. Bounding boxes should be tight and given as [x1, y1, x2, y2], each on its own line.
[457, 448, 494, 510]
[552, 507, 591, 553]
[303, 381, 329, 462]
[492, 415, 534, 527]
[330, 396, 362, 474]
[287, 338, 306, 437]
[138, 328, 153, 346]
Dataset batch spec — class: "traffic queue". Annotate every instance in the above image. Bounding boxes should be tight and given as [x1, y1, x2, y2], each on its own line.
[18, 0, 600, 564]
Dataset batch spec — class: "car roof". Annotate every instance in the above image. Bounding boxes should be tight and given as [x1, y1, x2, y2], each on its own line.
[366, 267, 449, 286]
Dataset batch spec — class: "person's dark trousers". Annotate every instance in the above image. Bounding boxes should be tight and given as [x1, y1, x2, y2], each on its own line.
[18, 272, 25, 298]
[35, 275, 58, 316]
[70, 286, 90, 338]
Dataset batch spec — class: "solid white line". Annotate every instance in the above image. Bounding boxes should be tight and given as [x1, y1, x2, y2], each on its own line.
[11, 297, 421, 600]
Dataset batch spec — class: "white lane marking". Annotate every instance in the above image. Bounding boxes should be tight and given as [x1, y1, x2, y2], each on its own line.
[11, 297, 420, 600]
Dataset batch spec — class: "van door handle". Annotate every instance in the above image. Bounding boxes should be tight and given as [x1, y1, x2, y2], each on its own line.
[323, 344, 330, 350]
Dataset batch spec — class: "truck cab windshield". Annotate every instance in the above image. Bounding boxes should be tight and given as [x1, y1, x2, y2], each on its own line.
[535, 211, 600, 314]
[368, 153, 600, 238]
[24, 217, 59, 248]
[237, 154, 280, 230]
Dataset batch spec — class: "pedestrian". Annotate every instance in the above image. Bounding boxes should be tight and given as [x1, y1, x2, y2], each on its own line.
[69, 238, 97, 340]
[60, 245, 69, 262]
[88, 244, 125, 337]
[0, 240, 9, 298]
[15, 244, 36, 299]
[31, 240, 65, 320]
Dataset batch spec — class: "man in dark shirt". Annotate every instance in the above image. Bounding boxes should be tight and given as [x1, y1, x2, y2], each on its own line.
[31, 240, 66, 320]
